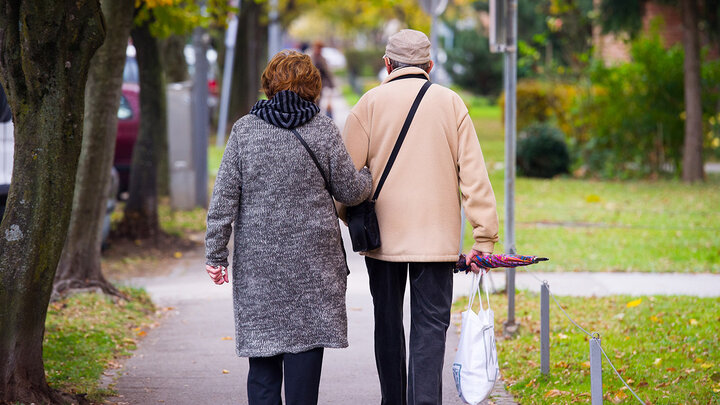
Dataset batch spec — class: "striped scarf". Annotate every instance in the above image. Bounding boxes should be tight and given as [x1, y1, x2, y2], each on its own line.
[250, 90, 320, 129]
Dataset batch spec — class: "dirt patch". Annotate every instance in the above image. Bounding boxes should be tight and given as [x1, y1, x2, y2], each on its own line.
[102, 231, 204, 281]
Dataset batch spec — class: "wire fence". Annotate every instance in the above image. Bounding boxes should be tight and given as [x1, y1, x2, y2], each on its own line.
[489, 267, 648, 404]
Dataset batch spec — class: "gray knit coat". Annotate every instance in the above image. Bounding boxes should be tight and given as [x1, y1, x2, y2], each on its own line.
[205, 113, 372, 357]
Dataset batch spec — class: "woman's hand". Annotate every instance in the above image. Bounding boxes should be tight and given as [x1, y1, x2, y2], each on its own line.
[206, 264, 229, 285]
[466, 249, 488, 274]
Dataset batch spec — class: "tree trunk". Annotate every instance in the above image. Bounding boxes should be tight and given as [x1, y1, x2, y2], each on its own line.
[681, 0, 706, 182]
[0, 1, 104, 403]
[53, 0, 135, 299]
[162, 34, 190, 83]
[117, 16, 166, 239]
[228, 0, 268, 124]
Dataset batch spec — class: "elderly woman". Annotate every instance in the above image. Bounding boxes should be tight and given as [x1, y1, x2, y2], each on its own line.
[204, 50, 372, 405]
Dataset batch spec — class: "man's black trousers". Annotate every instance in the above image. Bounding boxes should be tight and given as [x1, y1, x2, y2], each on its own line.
[247, 347, 324, 405]
[366, 257, 454, 405]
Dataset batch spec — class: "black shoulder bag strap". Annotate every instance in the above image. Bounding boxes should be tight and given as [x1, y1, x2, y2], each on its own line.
[290, 128, 330, 191]
[289, 127, 350, 270]
[372, 78, 432, 201]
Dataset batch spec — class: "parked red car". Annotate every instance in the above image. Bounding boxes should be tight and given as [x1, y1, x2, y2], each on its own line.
[114, 83, 140, 194]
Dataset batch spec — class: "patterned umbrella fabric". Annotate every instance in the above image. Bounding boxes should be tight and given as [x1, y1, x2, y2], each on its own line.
[455, 253, 549, 274]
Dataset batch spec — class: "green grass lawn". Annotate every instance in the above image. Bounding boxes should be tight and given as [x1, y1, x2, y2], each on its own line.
[453, 291, 720, 404]
[44, 288, 155, 401]
[455, 91, 720, 273]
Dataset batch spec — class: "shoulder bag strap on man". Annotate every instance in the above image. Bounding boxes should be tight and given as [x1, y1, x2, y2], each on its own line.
[372, 79, 432, 201]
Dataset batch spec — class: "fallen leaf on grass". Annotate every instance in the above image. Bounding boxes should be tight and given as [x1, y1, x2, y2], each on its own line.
[611, 391, 628, 403]
[137, 330, 147, 337]
[585, 194, 601, 203]
[626, 299, 642, 308]
[221, 336, 233, 341]
[653, 358, 662, 366]
[557, 333, 569, 340]
[222, 369, 230, 374]
[650, 315, 662, 323]
[544, 389, 572, 398]
[689, 318, 698, 326]
[173, 251, 183, 259]
[525, 378, 536, 387]
[581, 361, 591, 368]
[701, 363, 714, 369]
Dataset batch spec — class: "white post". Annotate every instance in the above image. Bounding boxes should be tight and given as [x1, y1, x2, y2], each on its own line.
[540, 282, 550, 375]
[590, 335, 603, 404]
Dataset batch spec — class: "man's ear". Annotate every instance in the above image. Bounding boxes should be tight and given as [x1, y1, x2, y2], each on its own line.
[426, 60, 434, 74]
[384, 57, 392, 74]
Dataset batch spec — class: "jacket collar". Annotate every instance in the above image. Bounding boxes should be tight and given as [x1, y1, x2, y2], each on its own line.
[382, 67, 430, 85]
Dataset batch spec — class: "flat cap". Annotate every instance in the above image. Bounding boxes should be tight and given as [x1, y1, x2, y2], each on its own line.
[385, 29, 431, 65]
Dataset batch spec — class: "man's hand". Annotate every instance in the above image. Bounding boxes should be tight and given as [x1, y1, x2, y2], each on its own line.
[466, 249, 489, 274]
[206, 264, 229, 285]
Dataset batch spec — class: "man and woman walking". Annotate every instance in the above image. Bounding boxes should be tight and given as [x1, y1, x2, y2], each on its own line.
[205, 29, 498, 405]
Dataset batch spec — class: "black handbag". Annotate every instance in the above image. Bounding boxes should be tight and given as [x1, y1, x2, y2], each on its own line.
[346, 78, 432, 252]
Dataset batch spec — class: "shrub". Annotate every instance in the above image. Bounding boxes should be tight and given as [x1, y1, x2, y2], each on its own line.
[344, 48, 385, 78]
[445, 27, 504, 95]
[499, 79, 578, 133]
[517, 123, 570, 178]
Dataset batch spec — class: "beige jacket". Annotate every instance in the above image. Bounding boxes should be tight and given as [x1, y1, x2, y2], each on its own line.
[341, 67, 499, 262]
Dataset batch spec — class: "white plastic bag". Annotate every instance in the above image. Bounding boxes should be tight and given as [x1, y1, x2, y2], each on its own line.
[453, 273, 500, 404]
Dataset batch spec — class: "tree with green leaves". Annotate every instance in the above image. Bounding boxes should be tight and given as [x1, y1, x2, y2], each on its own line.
[598, 0, 720, 182]
[0, 0, 104, 402]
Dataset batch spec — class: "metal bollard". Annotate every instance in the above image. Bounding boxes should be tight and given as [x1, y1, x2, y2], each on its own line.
[540, 282, 550, 375]
[589, 334, 603, 404]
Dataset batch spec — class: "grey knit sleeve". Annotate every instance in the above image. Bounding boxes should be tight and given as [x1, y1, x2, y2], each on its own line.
[327, 122, 372, 206]
[205, 125, 242, 267]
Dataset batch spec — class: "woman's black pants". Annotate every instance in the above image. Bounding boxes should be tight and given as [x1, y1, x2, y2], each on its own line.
[366, 257, 454, 405]
[247, 347, 324, 405]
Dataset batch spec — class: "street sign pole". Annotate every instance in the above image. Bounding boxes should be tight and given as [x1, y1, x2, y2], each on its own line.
[268, 0, 281, 60]
[216, 15, 238, 148]
[419, 0, 448, 82]
[490, 0, 518, 336]
[503, 0, 518, 336]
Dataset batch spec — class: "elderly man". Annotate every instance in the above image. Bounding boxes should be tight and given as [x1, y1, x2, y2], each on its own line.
[341, 29, 499, 405]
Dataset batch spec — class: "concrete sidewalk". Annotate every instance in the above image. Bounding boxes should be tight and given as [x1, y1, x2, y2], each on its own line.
[108, 227, 494, 405]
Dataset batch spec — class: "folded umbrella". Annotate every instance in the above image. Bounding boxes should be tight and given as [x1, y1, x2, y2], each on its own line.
[455, 253, 549, 274]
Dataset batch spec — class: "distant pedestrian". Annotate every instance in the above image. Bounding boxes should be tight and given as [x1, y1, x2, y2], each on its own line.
[310, 41, 335, 117]
[340, 29, 499, 405]
[205, 50, 372, 405]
